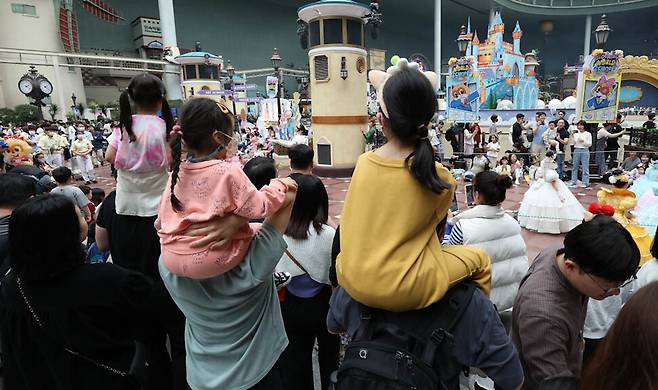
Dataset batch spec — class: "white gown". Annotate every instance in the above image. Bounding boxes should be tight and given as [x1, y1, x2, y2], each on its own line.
[518, 159, 585, 234]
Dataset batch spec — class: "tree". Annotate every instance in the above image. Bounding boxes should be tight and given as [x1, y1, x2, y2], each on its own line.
[49, 104, 59, 120]
[76, 103, 85, 118]
[14, 104, 40, 124]
[0, 108, 16, 123]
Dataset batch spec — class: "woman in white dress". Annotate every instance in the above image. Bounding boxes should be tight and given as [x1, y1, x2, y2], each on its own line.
[518, 151, 585, 234]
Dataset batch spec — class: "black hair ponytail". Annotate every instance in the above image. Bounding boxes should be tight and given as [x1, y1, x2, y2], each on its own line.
[383, 69, 450, 194]
[161, 99, 174, 141]
[121, 73, 172, 143]
[167, 98, 234, 213]
[405, 124, 448, 194]
[169, 131, 183, 212]
[119, 89, 135, 142]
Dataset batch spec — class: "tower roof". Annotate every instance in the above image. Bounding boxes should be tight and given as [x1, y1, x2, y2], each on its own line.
[472, 30, 480, 45]
[513, 21, 522, 33]
[298, 0, 370, 22]
[494, 10, 503, 25]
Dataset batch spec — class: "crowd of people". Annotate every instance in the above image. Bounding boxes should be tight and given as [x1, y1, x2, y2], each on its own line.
[0, 66, 656, 390]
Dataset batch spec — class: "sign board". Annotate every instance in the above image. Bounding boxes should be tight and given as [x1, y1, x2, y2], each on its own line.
[236, 97, 262, 103]
[266, 76, 278, 99]
[447, 56, 480, 123]
[233, 84, 258, 91]
[196, 89, 233, 96]
[575, 50, 623, 123]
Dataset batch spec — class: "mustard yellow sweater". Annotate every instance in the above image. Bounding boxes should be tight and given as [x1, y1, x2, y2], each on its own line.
[337, 152, 491, 311]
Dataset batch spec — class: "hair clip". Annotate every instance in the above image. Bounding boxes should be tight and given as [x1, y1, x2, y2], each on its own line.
[216, 102, 230, 114]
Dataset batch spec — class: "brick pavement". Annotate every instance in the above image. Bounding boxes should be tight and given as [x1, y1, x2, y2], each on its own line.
[89, 164, 605, 261]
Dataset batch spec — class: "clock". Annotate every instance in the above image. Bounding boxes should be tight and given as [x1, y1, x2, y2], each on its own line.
[39, 79, 53, 95]
[18, 78, 33, 95]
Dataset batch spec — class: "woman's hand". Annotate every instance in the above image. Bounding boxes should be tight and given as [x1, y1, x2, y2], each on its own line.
[186, 214, 249, 250]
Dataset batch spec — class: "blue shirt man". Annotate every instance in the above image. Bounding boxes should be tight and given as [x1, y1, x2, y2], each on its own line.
[532, 113, 548, 145]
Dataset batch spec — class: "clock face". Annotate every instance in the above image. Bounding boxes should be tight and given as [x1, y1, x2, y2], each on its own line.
[18, 79, 33, 94]
[39, 79, 53, 95]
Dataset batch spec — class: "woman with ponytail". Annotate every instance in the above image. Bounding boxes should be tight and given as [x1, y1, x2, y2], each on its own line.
[105, 73, 173, 218]
[336, 59, 491, 311]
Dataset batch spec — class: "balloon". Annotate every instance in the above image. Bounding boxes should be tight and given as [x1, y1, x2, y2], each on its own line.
[390, 55, 400, 66]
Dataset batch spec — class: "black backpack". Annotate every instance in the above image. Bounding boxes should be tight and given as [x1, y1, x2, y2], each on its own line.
[336, 282, 476, 390]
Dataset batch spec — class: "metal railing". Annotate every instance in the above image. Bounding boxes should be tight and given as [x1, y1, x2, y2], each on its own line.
[628, 127, 658, 148]
[0, 47, 178, 74]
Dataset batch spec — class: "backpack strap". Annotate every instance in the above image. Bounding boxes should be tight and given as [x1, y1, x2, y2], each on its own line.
[419, 282, 477, 366]
[354, 304, 377, 341]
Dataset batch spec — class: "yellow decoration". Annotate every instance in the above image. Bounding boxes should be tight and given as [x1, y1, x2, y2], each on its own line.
[591, 49, 604, 57]
[448, 57, 458, 66]
[597, 187, 653, 265]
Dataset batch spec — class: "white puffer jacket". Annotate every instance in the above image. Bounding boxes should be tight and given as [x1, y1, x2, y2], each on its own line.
[451, 205, 528, 311]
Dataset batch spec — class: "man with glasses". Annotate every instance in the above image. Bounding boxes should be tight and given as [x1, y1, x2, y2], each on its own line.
[511, 215, 639, 390]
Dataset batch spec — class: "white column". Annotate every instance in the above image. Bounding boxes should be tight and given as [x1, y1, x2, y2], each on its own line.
[434, 0, 441, 89]
[584, 15, 592, 59]
[51, 56, 68, 121]
[158, 0, 182, 100]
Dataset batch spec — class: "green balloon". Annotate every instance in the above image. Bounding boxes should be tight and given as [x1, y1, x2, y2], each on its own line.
[390, 55, 400, 65]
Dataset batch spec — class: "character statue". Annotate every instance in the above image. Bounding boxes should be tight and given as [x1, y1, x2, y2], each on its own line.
[3, 137, 33, 167]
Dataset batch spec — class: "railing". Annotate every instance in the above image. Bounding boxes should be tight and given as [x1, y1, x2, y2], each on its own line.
[628, 127, 658, 148]
[0, 47, 177, 74]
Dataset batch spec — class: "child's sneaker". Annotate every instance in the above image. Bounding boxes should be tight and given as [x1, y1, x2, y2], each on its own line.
[274, 272, 292, 290]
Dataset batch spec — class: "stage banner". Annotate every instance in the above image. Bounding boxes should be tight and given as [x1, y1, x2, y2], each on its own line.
[261, 98, 279, 122]
[447, 56, 480, 123]
[576, 49, 623, 123]
[266, 76, 278, 99]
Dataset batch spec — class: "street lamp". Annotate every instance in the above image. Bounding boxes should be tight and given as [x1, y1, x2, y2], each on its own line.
[270, 48, 282, 120]
[226, 59, 236, 114]
[457, 25, 471, 57]
[594, 14, 612, 50]
[71, 92, 77, 118]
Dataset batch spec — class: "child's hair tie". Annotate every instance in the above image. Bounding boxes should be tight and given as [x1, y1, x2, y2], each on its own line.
[170, 125, 182, 137]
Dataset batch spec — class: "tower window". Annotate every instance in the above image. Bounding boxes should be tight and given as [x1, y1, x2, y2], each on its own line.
[346, 19, 362, 46]
[309, 21, 320, 47]
[184, 65, 197, 80]
[314, 55, 329, 81]
[323, 18, 342, 44]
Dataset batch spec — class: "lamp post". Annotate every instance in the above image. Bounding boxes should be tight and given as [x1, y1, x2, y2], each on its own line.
[226, 59, 236, 115]
[271, 48, 282, 121]
[456, 25, 470, 57]
[593, 14, 612, 50]
[71, 92, 77, 118]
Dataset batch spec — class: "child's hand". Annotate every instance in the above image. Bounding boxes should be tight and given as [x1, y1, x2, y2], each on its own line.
[280, 177, 298, 193]
[282, 189, 297, 207]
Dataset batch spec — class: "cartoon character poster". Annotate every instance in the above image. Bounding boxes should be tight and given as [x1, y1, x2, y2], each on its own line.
[447, 57, 480, 123]
[576, 50, 623, 123]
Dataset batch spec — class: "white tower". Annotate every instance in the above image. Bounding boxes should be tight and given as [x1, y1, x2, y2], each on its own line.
[298, 0, 370, 176]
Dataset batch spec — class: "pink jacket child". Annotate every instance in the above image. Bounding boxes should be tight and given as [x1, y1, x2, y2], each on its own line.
[156, 159, 289, 279]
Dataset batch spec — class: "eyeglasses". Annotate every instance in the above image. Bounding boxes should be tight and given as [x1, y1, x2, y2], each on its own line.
[586, 271, 637, 296]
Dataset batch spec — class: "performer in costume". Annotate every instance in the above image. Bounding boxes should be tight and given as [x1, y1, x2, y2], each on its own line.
[597, 169, 654, 265]
[518, 151, 584, 234]
[630, 154, 658, 199]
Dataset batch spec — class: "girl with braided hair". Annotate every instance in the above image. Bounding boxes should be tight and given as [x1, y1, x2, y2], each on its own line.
[156, 98, 297, 279]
